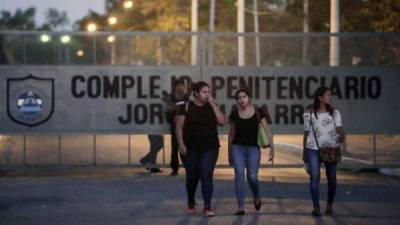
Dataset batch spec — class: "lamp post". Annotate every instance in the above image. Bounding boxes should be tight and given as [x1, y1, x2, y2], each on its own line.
[303, 0, 309, 65]
[40, 34, 51, 43]
[108, 16, 117, 26]
[237, 0, 245, 66]
[107, 15, 118, 65]
[124, 1, 133, 9]
[330, 0, 340, 66]
[191, 0, 199, 66]
[208, 0, 215, 66]
[60, 35, 71, 64]
[60, 35, 71, 44]
[87, 22, 98, 64]
[108, 35, 116, 65]
[87, 23, 98, 33]
[253, 0, 260, 66]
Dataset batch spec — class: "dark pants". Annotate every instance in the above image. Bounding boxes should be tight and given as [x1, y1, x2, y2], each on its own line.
[140, 135, 164, 165]
[307, 148, 337, 209]
[181, 148, 219, 210]
[170, 129, 180, 172]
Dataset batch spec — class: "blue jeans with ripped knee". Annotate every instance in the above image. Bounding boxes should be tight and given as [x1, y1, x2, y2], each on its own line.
[231, 144, 261, 209]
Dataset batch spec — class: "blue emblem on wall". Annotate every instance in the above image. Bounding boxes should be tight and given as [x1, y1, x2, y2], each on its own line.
[7, 74, 54, 127]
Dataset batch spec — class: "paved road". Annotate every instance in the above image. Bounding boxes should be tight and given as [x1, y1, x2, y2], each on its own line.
[1, 167, 399, 225]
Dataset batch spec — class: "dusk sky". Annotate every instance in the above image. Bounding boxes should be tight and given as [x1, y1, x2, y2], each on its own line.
[1, 0, 105, 29]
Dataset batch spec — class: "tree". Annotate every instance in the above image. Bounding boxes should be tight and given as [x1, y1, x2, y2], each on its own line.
[74, 10, 107, 31]
[39, 8, 70, 31]
[73, 0, 400, 66]
[341, 0, 400, 32]
[0, 8, 36, 64]
[76, 0, 190, 32]
[0, 7, 36, 30]
[0, 7, 71, 64]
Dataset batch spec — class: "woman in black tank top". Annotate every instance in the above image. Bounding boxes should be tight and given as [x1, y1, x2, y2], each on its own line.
[228, 88, 274, 215]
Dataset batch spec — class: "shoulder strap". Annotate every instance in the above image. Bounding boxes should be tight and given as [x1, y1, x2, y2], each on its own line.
[254, 106, 261, 123]
[185, 100, 190, 113]
[331, 110, 337, 127]
[230, 104, 238, 119]
[309, 111, 321, 150]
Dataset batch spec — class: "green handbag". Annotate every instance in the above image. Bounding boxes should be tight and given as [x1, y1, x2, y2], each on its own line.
[256, 108, 270, 148]
[258, 123, 269, 148]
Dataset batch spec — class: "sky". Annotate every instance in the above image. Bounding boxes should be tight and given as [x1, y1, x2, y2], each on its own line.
[0, 0, 105, 29]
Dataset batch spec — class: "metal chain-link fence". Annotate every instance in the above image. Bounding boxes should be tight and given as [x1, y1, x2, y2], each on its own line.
[1, 31, 399, 66]
[0, 31, 399, 168]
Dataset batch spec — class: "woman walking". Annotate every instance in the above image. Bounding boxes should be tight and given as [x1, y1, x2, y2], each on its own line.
[303, 86, 345, 217]
[228, 88, 274, 215]
[176, 81, 226, 217]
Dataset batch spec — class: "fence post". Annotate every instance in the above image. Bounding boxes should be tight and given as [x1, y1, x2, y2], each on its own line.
[23, 35, 27, 65]
[58, 135, 62, 166]
[128, 134, 131, 166]
[373, 134, 377, 166]
[199, 32, 205, 81]
[58, 41, 62, 64]
[207, 35, 213, 66]
[93, 135, 97, 166]
[162, 135, 166, 166]
[93, 36, 97, 65]
[271, 134, 274, 166]
[23, 134, 26, 166]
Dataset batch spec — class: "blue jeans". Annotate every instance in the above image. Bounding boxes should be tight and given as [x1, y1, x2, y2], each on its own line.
[306, 148, 337, 209]
[181, 148, 219, 210]
[231, 144, 261, 209]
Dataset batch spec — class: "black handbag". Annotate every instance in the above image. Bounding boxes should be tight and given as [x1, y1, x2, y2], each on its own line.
[309, 111, 341, 164]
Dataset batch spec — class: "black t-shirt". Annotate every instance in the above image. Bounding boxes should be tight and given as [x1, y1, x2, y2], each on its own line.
[229, 107, 266, 147]
[177, 101, 220, 151]
[165, 94, 189, 125]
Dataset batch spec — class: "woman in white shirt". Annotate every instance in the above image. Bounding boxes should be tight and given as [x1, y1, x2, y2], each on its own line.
[303, 86, 345, 217]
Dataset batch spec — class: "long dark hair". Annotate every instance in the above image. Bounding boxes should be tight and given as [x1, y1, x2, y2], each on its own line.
[190, 81, 209, 98]
[234, 88, 251, 100]
[312, 86, 334, 118]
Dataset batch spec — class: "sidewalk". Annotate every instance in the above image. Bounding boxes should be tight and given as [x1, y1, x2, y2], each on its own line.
[0, 167, 399, 225]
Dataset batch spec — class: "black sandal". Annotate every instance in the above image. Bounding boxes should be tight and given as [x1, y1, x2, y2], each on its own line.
[254, 197, 262, 211]
[234, 210, 245, 216]
[312, 208, 322, 217]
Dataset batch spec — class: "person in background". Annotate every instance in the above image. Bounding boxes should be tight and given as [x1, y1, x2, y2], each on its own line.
[140, 135, 164, 173]
[163, 79, 189, 176]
